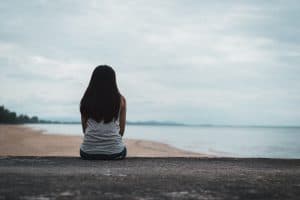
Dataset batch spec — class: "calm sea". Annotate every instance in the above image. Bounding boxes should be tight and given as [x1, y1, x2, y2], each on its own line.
[26, 124, 300, 158]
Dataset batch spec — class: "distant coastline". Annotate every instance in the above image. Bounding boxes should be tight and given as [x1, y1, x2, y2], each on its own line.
[24, 120, 300, 129]
[1, 105, 299, 128]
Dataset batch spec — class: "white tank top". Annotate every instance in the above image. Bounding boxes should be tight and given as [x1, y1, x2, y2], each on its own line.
[80, 118, 125, 154]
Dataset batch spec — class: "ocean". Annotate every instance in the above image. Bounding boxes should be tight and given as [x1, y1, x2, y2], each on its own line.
[26, 124, 300, 158]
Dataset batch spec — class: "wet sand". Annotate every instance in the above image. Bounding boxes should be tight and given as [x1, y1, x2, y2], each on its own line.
[0, 125, 205, 157]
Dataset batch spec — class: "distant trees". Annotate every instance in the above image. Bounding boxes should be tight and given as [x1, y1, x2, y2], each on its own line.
[0, 105, 39, 124]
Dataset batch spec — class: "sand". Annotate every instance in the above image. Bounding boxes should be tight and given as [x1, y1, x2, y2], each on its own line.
[0, 125, 205, 157]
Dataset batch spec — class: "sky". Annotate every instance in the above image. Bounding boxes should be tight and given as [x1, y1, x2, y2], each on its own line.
[0, 0, 300, 125]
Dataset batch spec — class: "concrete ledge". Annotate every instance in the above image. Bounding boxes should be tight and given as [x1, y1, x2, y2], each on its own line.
[1, 157, 300, 199]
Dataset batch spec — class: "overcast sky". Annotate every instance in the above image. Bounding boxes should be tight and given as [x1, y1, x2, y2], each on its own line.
[0, 0, 299, 125]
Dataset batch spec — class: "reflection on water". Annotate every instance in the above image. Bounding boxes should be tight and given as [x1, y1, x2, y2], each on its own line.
[26, 124, 300, 158]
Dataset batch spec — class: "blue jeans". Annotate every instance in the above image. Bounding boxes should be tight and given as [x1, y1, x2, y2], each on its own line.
[80, 147, 127, 160]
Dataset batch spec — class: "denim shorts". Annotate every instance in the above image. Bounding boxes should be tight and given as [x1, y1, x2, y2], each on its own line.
[80, 147, 127, 160]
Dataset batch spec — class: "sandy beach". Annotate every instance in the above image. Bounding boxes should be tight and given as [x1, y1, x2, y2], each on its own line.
[0, 125, 204, 157]
[1, 125, 300, 199]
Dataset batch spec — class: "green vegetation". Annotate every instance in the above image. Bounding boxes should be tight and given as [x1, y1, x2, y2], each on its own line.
[0, 105, 39, 124]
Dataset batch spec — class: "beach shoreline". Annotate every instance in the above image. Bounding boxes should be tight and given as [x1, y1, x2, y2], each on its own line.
[0, 125, 207, 157]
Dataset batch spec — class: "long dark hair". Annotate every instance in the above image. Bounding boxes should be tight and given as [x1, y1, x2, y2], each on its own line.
[80, 65, 121, 123]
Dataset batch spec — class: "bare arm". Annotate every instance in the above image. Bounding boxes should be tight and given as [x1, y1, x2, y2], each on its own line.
[81, 114, 88, 134]
[119, 96, 126, 137]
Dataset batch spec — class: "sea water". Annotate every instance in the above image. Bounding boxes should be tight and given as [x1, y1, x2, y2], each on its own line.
[26, 124, 300, 158]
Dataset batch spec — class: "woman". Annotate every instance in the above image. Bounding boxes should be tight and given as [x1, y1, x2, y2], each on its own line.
[79, 65, 127, 160]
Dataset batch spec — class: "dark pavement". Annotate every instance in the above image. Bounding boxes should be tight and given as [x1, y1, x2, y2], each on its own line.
[0, 157, 300, 200]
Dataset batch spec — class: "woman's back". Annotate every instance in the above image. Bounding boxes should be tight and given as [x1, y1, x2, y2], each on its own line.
[79, 65, 127, 160]
[80, 118, 125, 154]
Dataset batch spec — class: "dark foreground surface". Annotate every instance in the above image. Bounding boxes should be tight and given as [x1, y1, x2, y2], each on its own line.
[0, 157, 300, 200]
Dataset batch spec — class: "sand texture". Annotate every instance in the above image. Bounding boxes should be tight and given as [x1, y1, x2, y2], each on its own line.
[0, 125, 205, 157]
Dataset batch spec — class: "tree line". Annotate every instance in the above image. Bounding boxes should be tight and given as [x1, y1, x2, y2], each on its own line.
[0, 105, 39, 124]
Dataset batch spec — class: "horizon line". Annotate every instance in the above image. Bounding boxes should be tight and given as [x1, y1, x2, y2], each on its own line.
[36, 119, 300, 128]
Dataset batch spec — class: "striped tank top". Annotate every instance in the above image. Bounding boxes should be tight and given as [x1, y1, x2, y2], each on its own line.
[80, 118, 125, 154]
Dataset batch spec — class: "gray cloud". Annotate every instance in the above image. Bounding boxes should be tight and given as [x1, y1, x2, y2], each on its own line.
[0, 0, 299, 125]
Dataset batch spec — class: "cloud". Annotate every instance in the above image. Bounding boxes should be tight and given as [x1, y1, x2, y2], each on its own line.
[0, 0, 300, 125]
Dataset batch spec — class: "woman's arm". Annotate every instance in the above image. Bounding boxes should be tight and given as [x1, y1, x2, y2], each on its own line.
[119, 96, 126, 137]
[81, 114, 88, 134]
